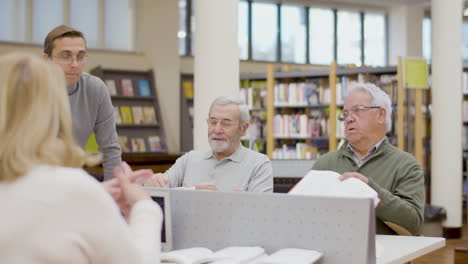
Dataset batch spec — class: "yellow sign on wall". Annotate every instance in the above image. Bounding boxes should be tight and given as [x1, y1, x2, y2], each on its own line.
[404, 57, 429, 89]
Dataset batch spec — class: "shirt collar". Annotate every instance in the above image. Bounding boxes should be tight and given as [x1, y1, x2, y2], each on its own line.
[347, 137, 385, 158]
[203, 143, 244, 162]
[67, 81, 79, 96]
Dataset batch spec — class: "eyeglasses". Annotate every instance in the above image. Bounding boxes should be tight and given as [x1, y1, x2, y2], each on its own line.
[52, 54, 88, 65]
[338, 105, 381, 121]
[207, 118, 237, 129]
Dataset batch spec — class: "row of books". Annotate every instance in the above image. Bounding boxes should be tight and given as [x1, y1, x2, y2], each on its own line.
[273, 74, 396, 107]
[273, 113, 345, 139]
[118, 135, 163, 153]
[239, 87, 266, 109]
[272, 143, 321, 160]
[114, 106, 158, 125]
[105, 78, 153, 97]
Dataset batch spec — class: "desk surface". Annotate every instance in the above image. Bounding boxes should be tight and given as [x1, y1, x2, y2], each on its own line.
[376, 235, 445, 264]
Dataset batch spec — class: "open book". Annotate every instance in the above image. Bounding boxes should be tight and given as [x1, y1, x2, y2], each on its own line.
[160, 246, 266, 264]
[289, 170, 380, 207]
[161, 247, 322, 264]
[251, 248, 323, 264]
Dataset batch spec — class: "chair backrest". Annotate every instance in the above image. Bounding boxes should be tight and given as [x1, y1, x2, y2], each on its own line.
[271, 159, 314, 178]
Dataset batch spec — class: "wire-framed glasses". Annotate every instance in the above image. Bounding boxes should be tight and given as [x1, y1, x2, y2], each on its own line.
[338, 105, 381, 121]
[53, 54, 88, 65]
[206, 118, 237, 129]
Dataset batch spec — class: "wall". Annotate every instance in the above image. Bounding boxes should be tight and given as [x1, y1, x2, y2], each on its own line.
[135, 0, 180, 153]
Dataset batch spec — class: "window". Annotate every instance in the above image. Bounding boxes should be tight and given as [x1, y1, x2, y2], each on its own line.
[422, 18, 431, 62]
[364, 13, 386, 66]
[190, 0, 195, 56]
[463, 21, 468, 60]
[238, 0, 249, 60]
[178, 0, 187, 55]
[0, 0, 15, 41]
[70, 0, 99, 48]
[337, 10, 361, 66]
[178, 0, 388, 66]
[0, 0, 135, 51]
[281, 5, 306, 63]
[252, 2, 278, 61]
[104, 0, 134, 51]
[32, 0, 64, 44]
[309, 8, 334, 65]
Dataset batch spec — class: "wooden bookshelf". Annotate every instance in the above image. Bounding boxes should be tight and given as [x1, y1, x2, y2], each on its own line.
[91, 66, 167, 154]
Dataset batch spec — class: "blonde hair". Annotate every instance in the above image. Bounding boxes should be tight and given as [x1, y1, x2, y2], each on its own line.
[0, 53, 100, 182]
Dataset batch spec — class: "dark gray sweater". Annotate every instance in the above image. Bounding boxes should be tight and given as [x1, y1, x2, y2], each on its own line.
[67, 73, 121, 180]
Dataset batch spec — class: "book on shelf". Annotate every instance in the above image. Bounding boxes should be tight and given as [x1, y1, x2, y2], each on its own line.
[143, 106, 158, 125]
[119, 106, 133, 124]
[104, 79, 117, 96]
[137, 79, 152, 96]
[289, 170, 380, 207]
[113, 106, 122, 124]
[130, 137, 146, 152]
[117, 136, 131, 152]
[148, 135, 163, 152]
[160, 246, 322, 264]
[120, 78, 134, 96]
[131, 106, 145, 124]
[182, 80, 194, 99]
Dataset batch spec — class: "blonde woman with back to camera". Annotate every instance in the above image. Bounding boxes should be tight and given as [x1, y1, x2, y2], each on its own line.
[0, 53, 162, 264]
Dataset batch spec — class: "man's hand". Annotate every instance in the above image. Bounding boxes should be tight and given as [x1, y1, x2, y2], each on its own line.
[194, 184, 218, 191]
[339, 172, 369, 184]
[142, 173, 170, 187]
[101, 162, 153, 218]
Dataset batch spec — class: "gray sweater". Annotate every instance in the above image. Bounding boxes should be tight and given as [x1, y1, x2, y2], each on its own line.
[67, 73, 122, 180]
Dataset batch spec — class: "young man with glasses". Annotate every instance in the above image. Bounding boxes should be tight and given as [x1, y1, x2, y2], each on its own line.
[43, 25, 121, 181]
[313, 83, 425, 236]
[145, 96, 273, 192]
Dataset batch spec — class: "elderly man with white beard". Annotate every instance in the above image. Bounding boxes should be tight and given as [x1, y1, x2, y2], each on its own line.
[144, 96, 273, 192]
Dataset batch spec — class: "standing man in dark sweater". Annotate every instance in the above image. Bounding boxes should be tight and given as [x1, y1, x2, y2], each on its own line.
[312, 83, 425, 235]
[43, 25, 121, 180]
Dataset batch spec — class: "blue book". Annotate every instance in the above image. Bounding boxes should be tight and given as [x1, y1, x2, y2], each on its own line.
[137, 80, 152, 96]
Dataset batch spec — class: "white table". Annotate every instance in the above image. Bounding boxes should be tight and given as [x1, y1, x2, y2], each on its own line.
[376, 235, 446, 264]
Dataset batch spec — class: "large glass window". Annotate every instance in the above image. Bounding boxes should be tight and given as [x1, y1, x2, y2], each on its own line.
[281, 5, 306, 63]
[32, 0, 63, 44]
[178, 0, 187, 55]
[309, 8, 334, 65]
[190, 0, 195, 56]
[252, 2, 278, 61]
[337, 10, 361, 66]
[0, 0, 15, 41]
[364, 12, 386, 66]
[70, 0, 99, 48]
[104, 0, 133, 51]
[422, 18, 431, 62]
[238, 0, 249, 60]
[463, 21, 468, 60]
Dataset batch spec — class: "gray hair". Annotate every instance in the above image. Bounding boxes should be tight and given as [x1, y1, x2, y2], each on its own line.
[347, 83, 392, 132]
[209, 96, 250, 127]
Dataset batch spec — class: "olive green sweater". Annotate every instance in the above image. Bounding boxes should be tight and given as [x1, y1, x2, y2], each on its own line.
[312, 137, 425, 235]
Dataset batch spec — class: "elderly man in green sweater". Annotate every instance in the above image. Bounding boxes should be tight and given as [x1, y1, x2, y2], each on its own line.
[313, 83, 425, 235]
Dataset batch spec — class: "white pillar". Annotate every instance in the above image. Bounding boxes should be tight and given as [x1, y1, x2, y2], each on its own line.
[431, 0, 463, 232]
[388, 4, 424, 64]
[193, 0, 239, 150]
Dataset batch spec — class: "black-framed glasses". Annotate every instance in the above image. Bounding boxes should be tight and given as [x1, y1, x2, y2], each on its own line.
[206, 118, 237, 129]
[53, 54, 88, 65]
[338, 106, 381, 121]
